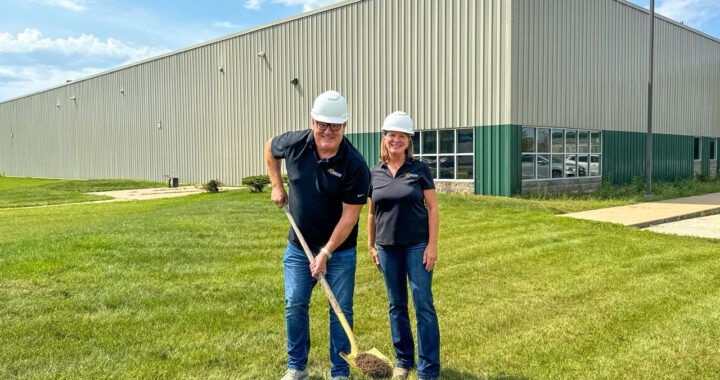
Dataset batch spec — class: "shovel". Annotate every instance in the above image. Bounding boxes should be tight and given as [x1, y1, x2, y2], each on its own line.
[282, 205, 392, 372]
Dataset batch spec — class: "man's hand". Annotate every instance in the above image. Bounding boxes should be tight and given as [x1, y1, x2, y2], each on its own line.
[310, 252, 328, 278]
[271, 186, 288, 208]
[423, 244, 438, 272]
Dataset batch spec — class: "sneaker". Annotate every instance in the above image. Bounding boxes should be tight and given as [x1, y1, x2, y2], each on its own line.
[280, 369, 308, 380]
[392, 367, 409, 379]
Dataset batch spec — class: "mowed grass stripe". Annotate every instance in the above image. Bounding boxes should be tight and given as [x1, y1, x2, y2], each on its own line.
[1, 190, 719, 379]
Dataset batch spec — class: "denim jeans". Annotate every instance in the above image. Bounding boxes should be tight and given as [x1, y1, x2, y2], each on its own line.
[283, 242, 356, 377]
[378, 242, 440, 379]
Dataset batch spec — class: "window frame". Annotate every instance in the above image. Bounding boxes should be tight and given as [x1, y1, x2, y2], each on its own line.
[415, 129, 474, 181]
[522, 126, 602, 181]
[693, 137, 702, 161]
[709, 138, 716, 160]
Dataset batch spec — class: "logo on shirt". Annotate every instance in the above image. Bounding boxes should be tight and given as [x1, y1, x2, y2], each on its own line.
[404, 173, 419, 178]
[328, 168, 343, 178]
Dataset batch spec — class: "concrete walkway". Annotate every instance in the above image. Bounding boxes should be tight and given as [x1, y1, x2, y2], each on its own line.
[644, 214, 720, 240]
[89, 186, 238, 201]
[564, 192, 720, 229]
[3, 186, 242, 210]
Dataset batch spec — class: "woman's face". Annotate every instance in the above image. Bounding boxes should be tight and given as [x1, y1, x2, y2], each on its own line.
[384, 131, 410, 156]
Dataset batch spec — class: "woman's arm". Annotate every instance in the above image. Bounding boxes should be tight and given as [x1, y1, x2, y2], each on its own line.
[423, 189, 439, 271]
[367, 198, 380, 267]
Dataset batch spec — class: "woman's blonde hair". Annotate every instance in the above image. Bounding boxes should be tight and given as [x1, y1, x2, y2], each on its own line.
[379, 132, 415, 163]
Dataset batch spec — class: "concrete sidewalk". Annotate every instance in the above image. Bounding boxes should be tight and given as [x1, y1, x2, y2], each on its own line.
[644, 214, 720, 240]
[90, 186, 242, 201]
[563, 192, 720, 228]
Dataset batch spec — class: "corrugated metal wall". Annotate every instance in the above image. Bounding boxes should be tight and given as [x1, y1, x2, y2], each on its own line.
[0, 0, 513, 184]
[511, 0, 720, 138]
[602, 131, 695, 184]
[474, 125, 522, 196]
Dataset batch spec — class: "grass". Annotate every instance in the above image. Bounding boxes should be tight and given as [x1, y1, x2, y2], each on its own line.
[0, 186, 719, 379]
[0, 177, 167, 208]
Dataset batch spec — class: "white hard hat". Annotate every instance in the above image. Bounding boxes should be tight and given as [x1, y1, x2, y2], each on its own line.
[381, 111, 414, 135]
[311, 90, 348, 124]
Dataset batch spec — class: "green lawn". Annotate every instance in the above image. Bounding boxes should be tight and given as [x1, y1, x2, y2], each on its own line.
[0, 177, 166, 208]
[0, 189, 719, 379]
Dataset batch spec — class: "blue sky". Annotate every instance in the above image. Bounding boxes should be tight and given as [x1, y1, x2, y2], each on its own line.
[1, 0, 719, 102]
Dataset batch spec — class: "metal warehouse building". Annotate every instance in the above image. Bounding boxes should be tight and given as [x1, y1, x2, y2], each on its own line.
[1, 0, 719, 196]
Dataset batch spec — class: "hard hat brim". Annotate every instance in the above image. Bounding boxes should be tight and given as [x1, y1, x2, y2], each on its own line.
[381, 126, 415, 135]
[311, 111, 348, 124]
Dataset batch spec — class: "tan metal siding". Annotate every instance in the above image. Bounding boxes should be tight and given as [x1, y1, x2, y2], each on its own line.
[0, 0, 513, 184]
[512, 0, 720, 137]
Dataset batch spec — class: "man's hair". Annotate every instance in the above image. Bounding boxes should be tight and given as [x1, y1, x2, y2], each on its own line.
[379, 132, 414, 163]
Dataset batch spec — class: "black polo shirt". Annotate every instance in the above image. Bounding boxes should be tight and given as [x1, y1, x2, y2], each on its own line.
[369, 158, 435, 246]
[271, 129, 370, 254]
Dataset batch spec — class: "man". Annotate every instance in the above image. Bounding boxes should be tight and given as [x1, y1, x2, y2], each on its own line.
[264, 90, 370, 380]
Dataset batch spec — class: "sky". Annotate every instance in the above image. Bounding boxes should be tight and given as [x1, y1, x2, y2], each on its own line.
[1, 0, 719, 102]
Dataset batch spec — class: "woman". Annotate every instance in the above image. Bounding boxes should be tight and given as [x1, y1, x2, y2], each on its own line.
[367, 111, 440, 380]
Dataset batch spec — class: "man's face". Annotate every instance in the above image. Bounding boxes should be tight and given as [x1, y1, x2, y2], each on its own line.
[312, 119, 346, 152]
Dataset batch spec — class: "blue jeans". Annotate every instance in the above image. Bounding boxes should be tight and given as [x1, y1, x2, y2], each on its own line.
[378, 242, 440, 379]
[283, 242, 356, 377]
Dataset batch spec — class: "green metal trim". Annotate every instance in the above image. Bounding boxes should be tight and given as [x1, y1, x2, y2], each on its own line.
[474, 125, 521, 197]
[345, 132, 382, 167]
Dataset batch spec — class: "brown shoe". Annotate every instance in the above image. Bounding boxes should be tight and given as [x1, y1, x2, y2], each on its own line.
[392, 367, 409, 379]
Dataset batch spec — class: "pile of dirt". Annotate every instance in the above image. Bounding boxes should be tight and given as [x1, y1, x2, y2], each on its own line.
[355, 352, 392, 379]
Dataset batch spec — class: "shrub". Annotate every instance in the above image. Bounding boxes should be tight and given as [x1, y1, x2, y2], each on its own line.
[241, 175, 288, 193]
[242, 176, 271, 193]
[695, 174, 712, 182]
[203, 179, 223, 193]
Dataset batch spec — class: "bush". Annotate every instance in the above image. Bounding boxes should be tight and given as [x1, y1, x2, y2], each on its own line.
[242, 176, 271, 193]
[241, 175, 288, 193]
[695, 174, 712, 182]
[203, 179, 223, 193]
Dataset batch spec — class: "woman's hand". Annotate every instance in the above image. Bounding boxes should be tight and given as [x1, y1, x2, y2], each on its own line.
[368, 246, 381, 272]
[423, 244, 438, 271]
[310, 251, 328, 278]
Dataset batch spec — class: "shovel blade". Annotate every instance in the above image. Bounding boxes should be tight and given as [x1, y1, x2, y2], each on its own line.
[340, 347, 392, 368]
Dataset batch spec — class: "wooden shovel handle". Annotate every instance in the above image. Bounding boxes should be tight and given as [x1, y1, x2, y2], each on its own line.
[282, 205, 359, 355]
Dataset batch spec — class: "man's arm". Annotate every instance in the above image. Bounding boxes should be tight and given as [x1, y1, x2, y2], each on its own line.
[310, 202, 363, 277]
[265, 139, 287, 208]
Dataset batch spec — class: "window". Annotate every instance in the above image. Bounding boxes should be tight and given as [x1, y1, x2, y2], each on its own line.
[710, 139, 716, 160]
[415, 129, 474, 180]
[694, 137, 701, 161]
[522, 126, 602, 180]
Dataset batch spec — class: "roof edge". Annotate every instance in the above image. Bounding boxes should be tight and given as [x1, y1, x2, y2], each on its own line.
[614, 0, 720, 45]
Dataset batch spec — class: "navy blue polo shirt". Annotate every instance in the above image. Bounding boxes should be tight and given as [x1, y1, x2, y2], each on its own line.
[369, 158, 435, 246]
[271, 129, 370, 253]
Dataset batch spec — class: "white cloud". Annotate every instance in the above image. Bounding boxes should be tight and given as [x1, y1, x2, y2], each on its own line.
[0, 65, 106, 101]
[244, 0, 263, 10]
[212, 21, 242, 29]
[0, 29, 169, 64]
[24, 0, 88, 12]
[657, 0, 720, 28]
[244, 0, 344, 12]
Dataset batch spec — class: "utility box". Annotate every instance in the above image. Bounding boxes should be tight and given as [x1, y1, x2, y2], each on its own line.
[168, 177, 179, 188]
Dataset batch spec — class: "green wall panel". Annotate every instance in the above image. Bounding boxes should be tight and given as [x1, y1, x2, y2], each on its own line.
[701, 137, 711, 176]
[603, 131, 694, 184]
[474, 125, 522, 197]
[346, 132, 382, 167]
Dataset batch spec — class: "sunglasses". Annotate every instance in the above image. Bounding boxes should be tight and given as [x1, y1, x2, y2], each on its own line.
[315, 121, 344, 132]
